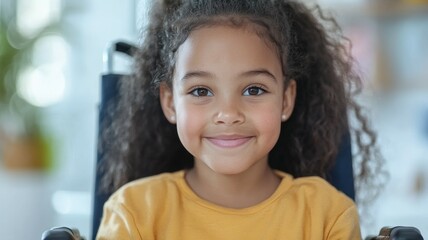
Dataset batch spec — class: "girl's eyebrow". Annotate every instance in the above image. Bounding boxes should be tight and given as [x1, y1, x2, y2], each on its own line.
[180, 71, 213, 82]
[180, 68, 277, 82]
[240, 69, 277, 82]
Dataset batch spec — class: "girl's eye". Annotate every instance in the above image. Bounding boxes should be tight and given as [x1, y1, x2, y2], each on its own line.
[243, 86, 266, 96]
[190, 87, 213, 97]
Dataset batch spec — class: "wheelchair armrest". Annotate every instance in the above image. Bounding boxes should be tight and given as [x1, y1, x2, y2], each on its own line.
[365, 226, 424, 240]
[42, 225, 424, 240]
[41, 227, 85, 240]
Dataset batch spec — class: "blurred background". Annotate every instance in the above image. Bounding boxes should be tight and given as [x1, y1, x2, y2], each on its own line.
[0, 0, 427, 239]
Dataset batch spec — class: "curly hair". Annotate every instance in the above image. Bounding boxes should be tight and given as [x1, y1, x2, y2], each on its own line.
[99, 0, 384, 204]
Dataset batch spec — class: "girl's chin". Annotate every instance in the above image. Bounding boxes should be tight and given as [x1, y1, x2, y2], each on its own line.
[198, 159, 261, 176]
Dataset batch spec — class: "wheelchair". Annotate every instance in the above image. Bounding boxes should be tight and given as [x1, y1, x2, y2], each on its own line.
[41, 41, 424, 240]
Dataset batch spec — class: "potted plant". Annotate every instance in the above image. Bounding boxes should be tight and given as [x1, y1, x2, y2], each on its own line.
[0, 18, 53, 171]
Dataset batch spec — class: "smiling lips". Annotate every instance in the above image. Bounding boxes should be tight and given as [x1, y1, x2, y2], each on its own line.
[205, 135, 253, 148]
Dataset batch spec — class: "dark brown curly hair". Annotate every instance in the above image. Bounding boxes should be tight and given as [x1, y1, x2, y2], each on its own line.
[99, 0, 384, 204]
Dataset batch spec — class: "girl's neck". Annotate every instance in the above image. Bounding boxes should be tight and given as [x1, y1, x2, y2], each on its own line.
[185, 161, 281, 209]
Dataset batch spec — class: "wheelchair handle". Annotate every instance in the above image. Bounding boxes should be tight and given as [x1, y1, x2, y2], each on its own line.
[103, 41, 138, 74]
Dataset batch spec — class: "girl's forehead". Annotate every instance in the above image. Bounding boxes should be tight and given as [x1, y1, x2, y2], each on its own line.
[173, 25, 283, 82]
[178, 24, 279, 59]
[185, 20, 280, 53]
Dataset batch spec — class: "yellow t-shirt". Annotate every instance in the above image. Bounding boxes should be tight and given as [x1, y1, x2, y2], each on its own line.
[97, 170, 361, 240]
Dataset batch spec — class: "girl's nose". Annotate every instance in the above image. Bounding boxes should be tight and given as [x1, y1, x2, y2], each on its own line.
[213, 99, 245, 125]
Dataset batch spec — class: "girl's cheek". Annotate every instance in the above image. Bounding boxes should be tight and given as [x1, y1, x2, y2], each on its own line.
[176, 103, 206, 126]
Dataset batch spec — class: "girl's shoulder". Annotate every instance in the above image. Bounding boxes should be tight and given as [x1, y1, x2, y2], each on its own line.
[107, 170, 186, 205]
[275, 170, 355, 207]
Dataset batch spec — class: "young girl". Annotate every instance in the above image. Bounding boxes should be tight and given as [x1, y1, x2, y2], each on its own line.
[97, 0, 383, 239]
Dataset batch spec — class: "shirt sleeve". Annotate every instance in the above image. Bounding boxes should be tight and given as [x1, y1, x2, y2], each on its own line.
[96, 199, 142, 240]
[327, 205, 362, 240]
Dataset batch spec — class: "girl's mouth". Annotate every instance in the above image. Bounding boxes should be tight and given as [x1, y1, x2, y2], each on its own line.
[205, 135, 253, 148]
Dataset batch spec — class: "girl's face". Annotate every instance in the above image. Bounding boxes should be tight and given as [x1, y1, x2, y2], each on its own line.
[161, 25, 296, 176]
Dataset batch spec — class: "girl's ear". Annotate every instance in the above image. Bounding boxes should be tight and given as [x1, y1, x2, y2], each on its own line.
[281, 80, 296, 121]
[159, 83, 176, 124]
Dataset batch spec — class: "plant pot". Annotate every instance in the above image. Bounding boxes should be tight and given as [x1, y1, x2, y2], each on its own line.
[2, 136, 47, 170]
